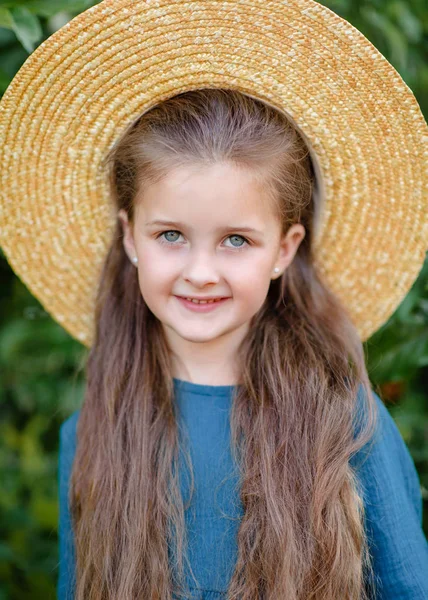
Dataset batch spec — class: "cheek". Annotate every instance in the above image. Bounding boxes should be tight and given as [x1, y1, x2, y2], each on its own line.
[235, 252, 273, 278]
[230, 259, 273, 304]
[135, 246, 179, 300]
[137, 263, 170, 294]
[136, 243, 167, 273]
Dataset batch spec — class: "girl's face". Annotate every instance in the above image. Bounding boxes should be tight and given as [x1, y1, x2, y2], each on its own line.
[119, 162, 305, 351]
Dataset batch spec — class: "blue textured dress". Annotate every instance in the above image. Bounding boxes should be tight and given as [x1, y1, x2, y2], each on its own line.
[57, 379, 428, 599]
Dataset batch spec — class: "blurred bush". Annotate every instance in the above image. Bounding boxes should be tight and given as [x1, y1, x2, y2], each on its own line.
[0, 0, 427, 598]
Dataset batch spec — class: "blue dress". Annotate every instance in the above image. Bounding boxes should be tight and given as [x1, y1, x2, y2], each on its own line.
[57, 379, 428, 599]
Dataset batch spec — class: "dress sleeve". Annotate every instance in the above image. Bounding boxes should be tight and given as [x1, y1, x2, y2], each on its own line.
[57, 411, 79, 600]
[350, 389, 428, 599]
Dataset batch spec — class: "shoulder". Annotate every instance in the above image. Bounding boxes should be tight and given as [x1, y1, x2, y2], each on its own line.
[354, 385, 418, 471]
[352, 384, 423, 522]
[60, 409, 80, 433]
[352, 386, 428, 598]
[59, 409, 81, 462]
[60, 409, 80, 436]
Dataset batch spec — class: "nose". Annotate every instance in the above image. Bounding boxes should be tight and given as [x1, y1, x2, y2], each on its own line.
[181, 250, 220, 287]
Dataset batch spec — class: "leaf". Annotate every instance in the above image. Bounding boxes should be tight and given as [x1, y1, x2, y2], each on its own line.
[14, 0, 102, 19]
[0, 542, 15, 561]
[323, 0, 351, 14]
[0, 7, 13, 28]
[9, 6, 42, 53]
[366, 323, 428, 382]
[31, 496, 58, 529]
[0, 67, 11, 94]
[387, 1, 423, 43]
[360, 7, 408, 72]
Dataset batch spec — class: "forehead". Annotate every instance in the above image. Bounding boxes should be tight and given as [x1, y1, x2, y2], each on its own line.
[135, 162, 277, 229]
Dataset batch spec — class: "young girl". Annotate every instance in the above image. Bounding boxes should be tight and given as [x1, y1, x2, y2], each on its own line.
[0, 1, 427, 599]
[55, 85, 428, 600]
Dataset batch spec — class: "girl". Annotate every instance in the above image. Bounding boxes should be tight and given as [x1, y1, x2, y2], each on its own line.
[0, 1, 426, 599]
[57, 88, 428, 599]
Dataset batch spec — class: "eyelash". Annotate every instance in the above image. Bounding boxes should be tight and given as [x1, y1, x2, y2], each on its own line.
[155, 230, 251, 252]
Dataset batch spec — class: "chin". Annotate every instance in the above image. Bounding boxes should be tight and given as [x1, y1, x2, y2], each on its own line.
[177, 331, 222, 343]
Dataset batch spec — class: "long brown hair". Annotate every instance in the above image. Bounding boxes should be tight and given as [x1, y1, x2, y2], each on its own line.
[69, 88, 379, 599]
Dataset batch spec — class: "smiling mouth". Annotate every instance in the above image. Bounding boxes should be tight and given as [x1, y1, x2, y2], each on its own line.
[177, 296, 228, 304]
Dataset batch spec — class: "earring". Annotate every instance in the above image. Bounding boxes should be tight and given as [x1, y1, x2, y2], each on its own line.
[274, 267, 280, 273]
[132, 256, 138, 265]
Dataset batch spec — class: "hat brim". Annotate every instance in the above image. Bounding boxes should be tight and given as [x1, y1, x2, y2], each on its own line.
[0, 0, 427, 346]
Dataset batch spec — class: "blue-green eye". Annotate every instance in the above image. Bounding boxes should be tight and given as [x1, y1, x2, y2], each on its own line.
[226, 235, 246, 248]
[161, 231, 181, 243]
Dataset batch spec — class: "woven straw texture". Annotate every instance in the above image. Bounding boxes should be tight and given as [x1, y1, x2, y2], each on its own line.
[0, 0, 427, 347]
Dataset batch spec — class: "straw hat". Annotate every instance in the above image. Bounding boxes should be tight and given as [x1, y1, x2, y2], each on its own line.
[0, 0, 427, 347]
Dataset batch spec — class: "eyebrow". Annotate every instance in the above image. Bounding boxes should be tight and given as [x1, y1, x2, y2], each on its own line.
[145, 220, 263, 234]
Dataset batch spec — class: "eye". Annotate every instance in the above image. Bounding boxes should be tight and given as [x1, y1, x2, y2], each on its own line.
[157, 230, 182, 244]
[223, 234, 249, 250]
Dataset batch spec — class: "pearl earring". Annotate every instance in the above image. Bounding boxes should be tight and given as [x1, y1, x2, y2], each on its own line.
[132, 256, 138, 264]
[274, 267, 280, 273]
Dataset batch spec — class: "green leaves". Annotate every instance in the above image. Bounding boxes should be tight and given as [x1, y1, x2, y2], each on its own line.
[366, 258, 428, 382]
[0, 0, 101, 55]
[361, 6, 409, 72]
[387, 1, 423, 43]
[0, 8, 14, 29]
[3, 7, 42, 53]
[0, 274, 86, 598]
[0, 6, 45, 54]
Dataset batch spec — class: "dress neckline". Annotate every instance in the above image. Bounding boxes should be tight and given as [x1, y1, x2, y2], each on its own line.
[173, 377, 239, 397]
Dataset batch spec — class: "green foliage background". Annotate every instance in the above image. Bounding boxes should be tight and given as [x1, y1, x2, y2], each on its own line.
[0, 1, 427, 598]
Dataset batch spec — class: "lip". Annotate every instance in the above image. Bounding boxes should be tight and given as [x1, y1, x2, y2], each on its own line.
[175, 295, 230, 313]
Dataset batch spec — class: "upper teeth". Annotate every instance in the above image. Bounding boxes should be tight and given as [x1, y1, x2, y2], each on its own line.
[185, 297, 222, 304]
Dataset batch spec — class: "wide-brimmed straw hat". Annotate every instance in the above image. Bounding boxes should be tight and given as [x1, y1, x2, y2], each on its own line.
[0, 0, 427, 347]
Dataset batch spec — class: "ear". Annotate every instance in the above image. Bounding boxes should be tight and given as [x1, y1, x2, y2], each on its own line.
[117, 209, 137, 263]
[273, 223, 306, 279]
